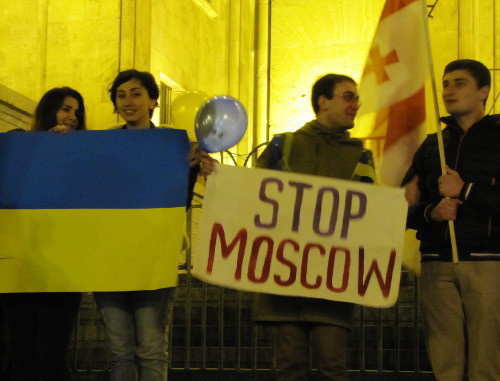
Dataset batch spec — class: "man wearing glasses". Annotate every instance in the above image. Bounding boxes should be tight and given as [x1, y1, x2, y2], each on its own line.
[253, 73, 375, 380]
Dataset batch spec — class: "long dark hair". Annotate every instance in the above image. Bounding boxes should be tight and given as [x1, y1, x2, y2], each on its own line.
[32, 87, 86, 131]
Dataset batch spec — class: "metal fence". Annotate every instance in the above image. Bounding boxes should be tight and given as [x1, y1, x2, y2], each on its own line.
[71, 206, 432, 379]
[71, 144, 433, 379]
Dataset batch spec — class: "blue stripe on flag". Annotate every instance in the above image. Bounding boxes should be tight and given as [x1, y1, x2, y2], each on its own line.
[0, 129, 190, 209]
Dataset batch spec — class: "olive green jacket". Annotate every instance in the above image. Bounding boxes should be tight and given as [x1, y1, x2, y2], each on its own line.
[252, 119, 376, 329]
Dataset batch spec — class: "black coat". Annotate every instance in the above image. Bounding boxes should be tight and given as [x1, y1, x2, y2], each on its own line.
[405, 114, 500, 261]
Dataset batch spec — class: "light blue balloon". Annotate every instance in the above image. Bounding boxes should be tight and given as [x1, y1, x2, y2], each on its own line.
[195, 95, 248, 153]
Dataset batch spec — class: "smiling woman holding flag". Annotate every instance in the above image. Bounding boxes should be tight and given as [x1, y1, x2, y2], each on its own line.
[92, 69, 214, 381]
[1, 86, 86, 381]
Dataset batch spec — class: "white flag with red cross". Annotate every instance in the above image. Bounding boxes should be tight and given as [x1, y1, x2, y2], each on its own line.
[356, 0, 432, 186]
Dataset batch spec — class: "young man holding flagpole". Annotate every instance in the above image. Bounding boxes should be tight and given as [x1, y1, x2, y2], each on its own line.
[404, 59, 500, 380]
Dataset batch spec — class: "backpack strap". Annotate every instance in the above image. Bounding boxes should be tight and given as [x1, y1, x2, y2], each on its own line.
[280, 132, 293, 172]
[265, 135, 284, 170]
[265, 132, 293, 171]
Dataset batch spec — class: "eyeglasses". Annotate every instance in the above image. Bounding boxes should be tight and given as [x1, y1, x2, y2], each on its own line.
[333, 92, 361, 106]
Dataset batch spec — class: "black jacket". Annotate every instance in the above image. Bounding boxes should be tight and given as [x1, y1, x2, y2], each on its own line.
[405, 114, 500, 261]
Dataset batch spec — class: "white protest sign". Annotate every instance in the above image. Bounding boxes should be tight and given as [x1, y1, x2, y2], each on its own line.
[193, 163, 407, 307]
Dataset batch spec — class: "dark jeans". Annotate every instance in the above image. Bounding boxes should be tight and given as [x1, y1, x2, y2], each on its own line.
[276, 323, 349, 381]
[1, 292, 82, 381]
[0, 300, 10, 378]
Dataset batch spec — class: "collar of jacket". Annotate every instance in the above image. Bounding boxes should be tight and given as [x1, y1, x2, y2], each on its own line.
[121, 121, 156, 129]
[299, 119, 354, 140]
[440, 114, 500, 133]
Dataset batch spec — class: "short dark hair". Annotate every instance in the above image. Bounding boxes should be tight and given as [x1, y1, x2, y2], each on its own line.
[109, 69, 159, 117]
[32, 87, 86, 131]
[443, 59, 491, 89]
[311, 74, 357, 114]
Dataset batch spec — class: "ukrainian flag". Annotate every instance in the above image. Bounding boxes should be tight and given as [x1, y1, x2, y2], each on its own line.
[0, 129, 189, 292]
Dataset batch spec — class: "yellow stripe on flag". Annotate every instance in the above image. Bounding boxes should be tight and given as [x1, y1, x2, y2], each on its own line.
[0, 208, 185, 292]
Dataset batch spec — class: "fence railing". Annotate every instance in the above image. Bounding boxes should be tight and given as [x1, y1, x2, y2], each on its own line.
[71, 139, 433, 378]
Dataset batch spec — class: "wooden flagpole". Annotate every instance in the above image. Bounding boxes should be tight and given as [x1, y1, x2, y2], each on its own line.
[421, 0, 459, 263]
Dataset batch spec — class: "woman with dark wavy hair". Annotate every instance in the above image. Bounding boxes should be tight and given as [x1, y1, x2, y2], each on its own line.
[1, 86, 85, 381]
[32, 86, 86, 132]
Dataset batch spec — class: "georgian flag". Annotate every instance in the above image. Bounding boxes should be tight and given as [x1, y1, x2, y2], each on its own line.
[355, 0, 431, 186]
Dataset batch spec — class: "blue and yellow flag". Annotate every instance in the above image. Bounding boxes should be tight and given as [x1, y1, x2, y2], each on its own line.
[0, 129, 189, 292]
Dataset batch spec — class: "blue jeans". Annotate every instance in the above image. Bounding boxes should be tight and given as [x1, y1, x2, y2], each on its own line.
[94, 288, 175, 381]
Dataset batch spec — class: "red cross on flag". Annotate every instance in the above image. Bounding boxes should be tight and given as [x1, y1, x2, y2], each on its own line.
[356, 0, 433, 186]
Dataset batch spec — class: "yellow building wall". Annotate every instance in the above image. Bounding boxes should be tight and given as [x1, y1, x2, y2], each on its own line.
[0, 0, 48, 106]
[0, 0, 121, 129]
[429, 0, 499, 118]
[0, 0, 257, 142]
[268, 0, 499, 137]
[268, 0, 386, 136]
[1, 0, 498, 148]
